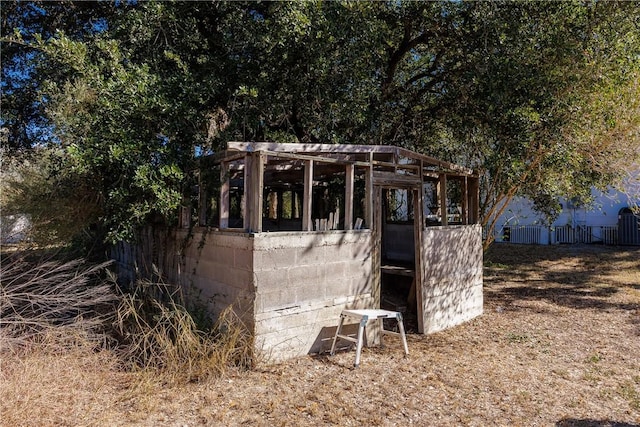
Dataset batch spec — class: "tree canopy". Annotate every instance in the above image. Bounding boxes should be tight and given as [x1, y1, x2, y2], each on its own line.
[2, 1, 639, 248]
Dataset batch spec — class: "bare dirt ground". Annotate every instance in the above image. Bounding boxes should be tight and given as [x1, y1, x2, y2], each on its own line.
[2, 244, 639, 426]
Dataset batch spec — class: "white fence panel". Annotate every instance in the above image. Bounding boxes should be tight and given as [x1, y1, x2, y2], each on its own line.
[485, 224, 618, 245]
[508, 226, 542, 244]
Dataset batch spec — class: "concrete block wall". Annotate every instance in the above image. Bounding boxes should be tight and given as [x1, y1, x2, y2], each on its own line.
[111, 229, 256, 326]
[114, 225, 484, 363]
[175, 230, 256, 322]
[252, 230, 374, 362]
[420, 224, 483, 333]
[112, 228, 376, 363]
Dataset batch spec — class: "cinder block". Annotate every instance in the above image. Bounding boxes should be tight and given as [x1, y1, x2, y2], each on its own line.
[293, 280, 326, 302]
[324, 281, 350, 300]
[319, 261, 346, 284]
[233, 248, 253, 270]
[326, 239, 368, 262]
[187, 282, 246, 314]
[253, 233, 308, 250]
[255, 321, 333, 362]
[422, 273, 483, 297]
[253, 247, 298, 270]
[254, 268, 291, 291]
[255, 309, 320, 335]
[208, 232, 253, 250]
[189, 275, 232, 296]
[199, 244, 236, 268]
[326, 243, 351, 261]
[287, 264, 320, 285]
[338, 230, 372, 245]
[120, 221, 484, 364]
[348, 275, 373, 296]
[342, 277, 372, 298]
[332, 294, 374, 308]
[254, 331, 308, 363]
[193, 258, 251, 291]
[257, 288, 299, 312]
[190, 258, 223, 281]
[342, 261, 372, 279]
[219, 267, 253, 290]
[296, 245, 326, 266]
[351, 244, 372, 262]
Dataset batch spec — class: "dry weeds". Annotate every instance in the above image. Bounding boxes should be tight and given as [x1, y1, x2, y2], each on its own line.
[114, 287, 254, 384]
[1, 244, 639, 426]
[0, 253, 118, 350]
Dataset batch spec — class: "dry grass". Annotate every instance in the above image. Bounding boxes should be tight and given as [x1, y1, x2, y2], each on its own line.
[0, 252, 118, 350]
[0, 339, 127, 427]
[1, 249, 256, 427]
[114, 283, 255, 383]
[1, 244, 639, 426]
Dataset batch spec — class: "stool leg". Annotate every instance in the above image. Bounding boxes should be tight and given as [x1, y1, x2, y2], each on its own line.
[330, 315, 345, 356]
[354, 317, 367, 367]
[397, 313, 409, 356]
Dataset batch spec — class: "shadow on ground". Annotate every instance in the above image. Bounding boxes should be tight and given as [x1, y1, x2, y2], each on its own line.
[557, 419, 639, 427]
[484, 244, 640, 313]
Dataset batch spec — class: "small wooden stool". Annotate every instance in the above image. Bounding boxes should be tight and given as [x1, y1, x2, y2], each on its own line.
[330, 309, 409, 367]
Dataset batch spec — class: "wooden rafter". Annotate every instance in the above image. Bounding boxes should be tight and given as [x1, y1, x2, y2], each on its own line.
[225, 142, 475, 176]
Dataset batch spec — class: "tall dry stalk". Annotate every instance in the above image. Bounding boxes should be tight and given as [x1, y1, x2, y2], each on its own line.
[0, 252, 118, 351]
[113, 279, 254, 384]
[1, 251, 255, 385]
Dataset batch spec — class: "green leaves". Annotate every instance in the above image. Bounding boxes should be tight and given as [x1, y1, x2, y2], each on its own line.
[2, 0, 639, 249]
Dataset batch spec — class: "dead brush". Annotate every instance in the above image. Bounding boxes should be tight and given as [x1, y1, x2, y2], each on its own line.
[0, 252, 119, 352]
[114, 279, 254, 384]
[1, 251, 255, 385]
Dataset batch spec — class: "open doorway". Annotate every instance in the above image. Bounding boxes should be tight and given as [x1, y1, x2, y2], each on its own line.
[379, 187, 420, 332]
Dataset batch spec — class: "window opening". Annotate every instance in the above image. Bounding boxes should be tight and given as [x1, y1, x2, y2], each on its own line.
[447, 178, 463, 225]
[385, 189, 414, 223]
[199, 165, 221, 227]
[423, 180, 440, 226]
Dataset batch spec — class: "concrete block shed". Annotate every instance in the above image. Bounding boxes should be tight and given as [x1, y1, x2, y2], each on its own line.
[113, 142, 483, 362]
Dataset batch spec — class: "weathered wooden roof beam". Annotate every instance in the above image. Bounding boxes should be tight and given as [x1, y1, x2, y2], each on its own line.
[222, 141, 475, 176]
[228, 141, 427, 163]
[261, 150, 371, 168]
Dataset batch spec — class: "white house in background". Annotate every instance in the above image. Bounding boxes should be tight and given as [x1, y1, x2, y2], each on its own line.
[490, 184, 640, 246]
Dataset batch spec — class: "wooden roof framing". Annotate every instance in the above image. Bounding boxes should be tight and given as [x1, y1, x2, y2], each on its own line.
[207, 141, 479, 233]
[222, 141, 476, 176]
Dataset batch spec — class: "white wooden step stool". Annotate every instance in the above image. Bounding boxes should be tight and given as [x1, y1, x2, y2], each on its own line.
[330, 309, 409, 367]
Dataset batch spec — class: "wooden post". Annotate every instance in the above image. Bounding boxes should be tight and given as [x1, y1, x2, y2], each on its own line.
[412, 186, 424, 333]
[243, 154, 252, 231]
[365, 153, 373, 229]
[468, 177, 480, 224]
[302, 160, 314, 231]
[198, 170, 207, 226]
[276, 189, 284, 220]
[220, 161, 229, 229]
[373, 186, 382, 310]
[461, 176, 469, 225]
[292, 190, 298, 219]
[439, 174, 448, 226]
[345, 163, 354, 230]
[249, 152, 264, 232]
